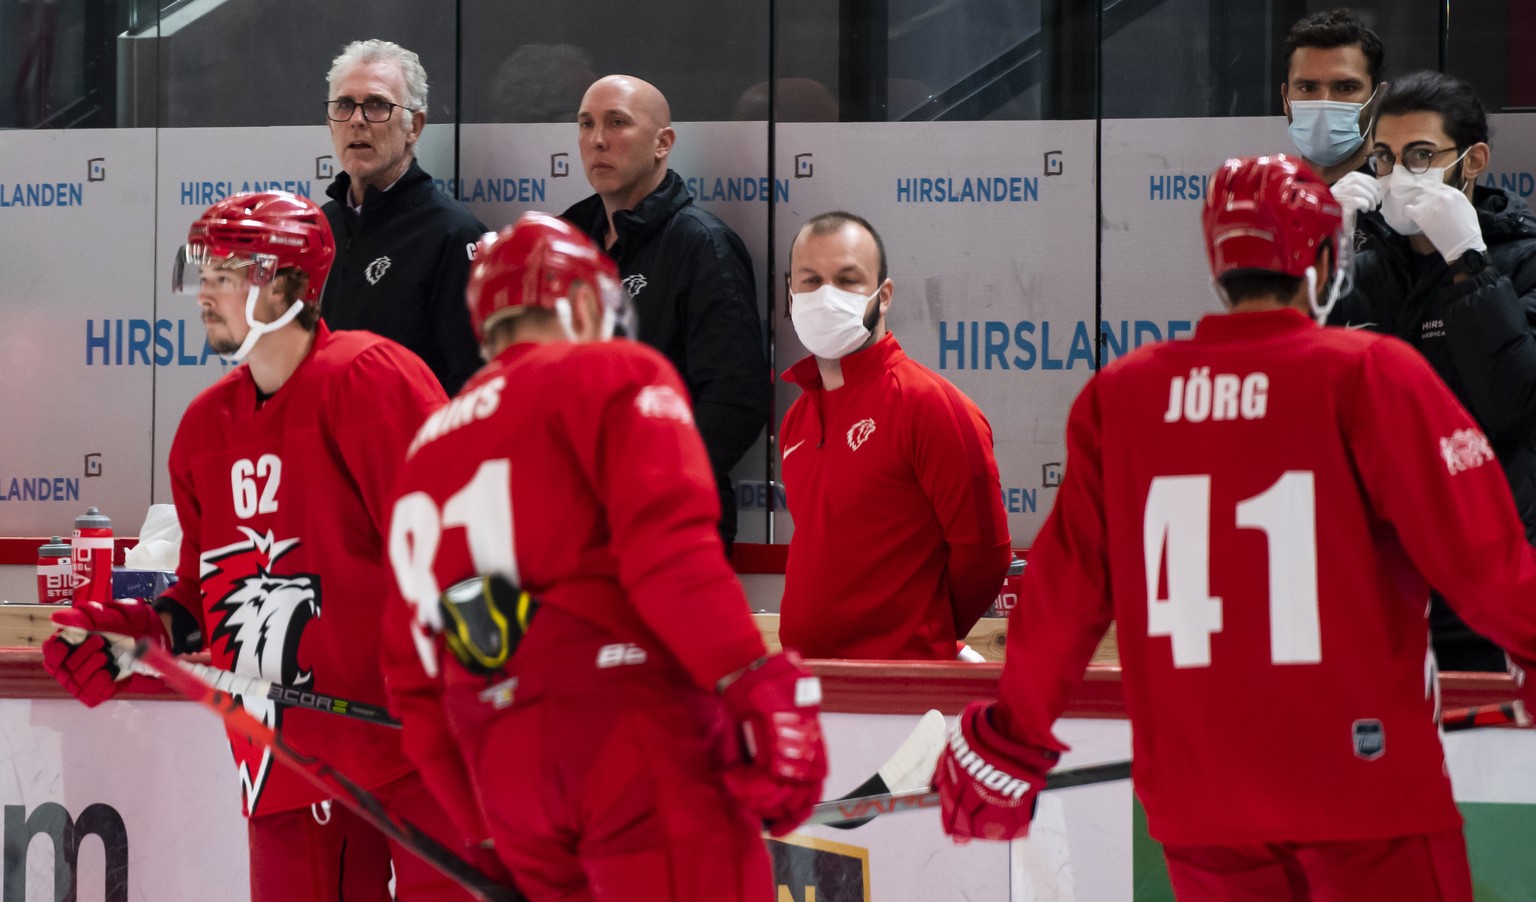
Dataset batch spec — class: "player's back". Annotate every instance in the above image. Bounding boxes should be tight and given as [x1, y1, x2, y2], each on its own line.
[1095, 308, 1461, 845]
[390, 338, 730, 674]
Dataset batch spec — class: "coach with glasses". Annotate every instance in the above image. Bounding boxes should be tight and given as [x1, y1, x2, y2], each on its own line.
[1328, 71, 1536, 672]
[320, 39, 486, 395]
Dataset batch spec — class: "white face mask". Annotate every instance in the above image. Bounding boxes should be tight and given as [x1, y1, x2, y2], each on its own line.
[790, 283, 881, 360]
[1379, 149, 1470, 236]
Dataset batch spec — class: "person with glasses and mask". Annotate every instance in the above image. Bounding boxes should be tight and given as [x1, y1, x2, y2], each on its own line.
[321, 39, 487, 395]
[1281, 8, 1388, 186]
[1328, 71, 1536, 673]
[777, 212, 1011, 661]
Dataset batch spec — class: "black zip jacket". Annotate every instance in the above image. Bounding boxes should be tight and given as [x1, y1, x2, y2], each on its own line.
[1331, 186, 1536, 666]
[563, 171, 772, 544]
[321, 160, 486, 395]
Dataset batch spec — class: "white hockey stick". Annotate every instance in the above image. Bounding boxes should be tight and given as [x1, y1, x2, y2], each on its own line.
[59, 627, 401, 728]
[819, 708, 948, 830]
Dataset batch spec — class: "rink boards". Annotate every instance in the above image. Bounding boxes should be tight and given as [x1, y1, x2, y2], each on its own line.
[1, 657, 1532, 902]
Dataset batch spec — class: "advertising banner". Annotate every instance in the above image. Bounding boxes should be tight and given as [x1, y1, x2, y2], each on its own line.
[766, 121, 1099, 545]
[0, 130, 157, 538]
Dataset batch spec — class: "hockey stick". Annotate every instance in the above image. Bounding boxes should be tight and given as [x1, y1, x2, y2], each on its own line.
[1442, 700, 1531, 731]
[128, 638, 522, 902]
[804, 758, 1134, 829]
[61, 627, 401, 729]
[821, 709, 947, 830]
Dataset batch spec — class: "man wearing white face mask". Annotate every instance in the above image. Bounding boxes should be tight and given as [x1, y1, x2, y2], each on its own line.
[1329, 71, 1536, 672]
[1281, 9, 1387, 186]
[777, 212, 1011, 661]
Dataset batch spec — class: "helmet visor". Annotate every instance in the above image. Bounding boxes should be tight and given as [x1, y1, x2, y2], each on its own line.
[598, 273, 637, 340]
[172, 244, 279, 295]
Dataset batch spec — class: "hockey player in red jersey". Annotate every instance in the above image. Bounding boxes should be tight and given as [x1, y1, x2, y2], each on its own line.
[41, 192, 478, 901]
[380, 212, 828, 902]
[935, 156, 1536, 901]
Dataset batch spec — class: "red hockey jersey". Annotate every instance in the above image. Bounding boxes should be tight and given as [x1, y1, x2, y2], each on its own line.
[779, 334, 1011, 660]
[380, 339, 767, 814]
[161, 324, 446, 816]
[1001, 308, 1536, 845]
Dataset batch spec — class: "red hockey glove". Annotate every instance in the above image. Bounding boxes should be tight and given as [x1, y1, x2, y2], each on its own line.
[935, 700, 1059, 842]
[42, 601, 170, 708]
[718, 651, 828, 836]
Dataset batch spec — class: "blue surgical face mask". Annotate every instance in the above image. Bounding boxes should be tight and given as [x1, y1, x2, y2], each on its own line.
[1287, 86, 1379, 167]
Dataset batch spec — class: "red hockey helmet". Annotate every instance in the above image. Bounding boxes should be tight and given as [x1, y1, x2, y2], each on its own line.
[172, 191, 335, 301]
[465, 212, 631, 342]
[1202, 155, 1345, 282]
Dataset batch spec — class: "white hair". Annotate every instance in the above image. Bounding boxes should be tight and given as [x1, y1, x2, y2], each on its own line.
[327, 39, 429, 115]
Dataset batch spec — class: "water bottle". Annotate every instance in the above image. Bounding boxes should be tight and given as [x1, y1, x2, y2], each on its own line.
[71, 507, 114, 605]
[36, 536, 73, 604]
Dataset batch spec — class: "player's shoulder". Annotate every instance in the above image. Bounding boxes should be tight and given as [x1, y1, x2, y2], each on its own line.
[181, 367, 246, 423]
[888, 351, 981, 414]
[318, 328, 431, 376]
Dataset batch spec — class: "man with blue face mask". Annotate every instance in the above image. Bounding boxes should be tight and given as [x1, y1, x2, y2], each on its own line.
[1281, 9, 1387, 186]
[777, 211, 1011, 661]
[1329, 71, 1536, 673]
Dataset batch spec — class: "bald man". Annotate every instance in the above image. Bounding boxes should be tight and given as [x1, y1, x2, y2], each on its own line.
[562, 75, 770, 552]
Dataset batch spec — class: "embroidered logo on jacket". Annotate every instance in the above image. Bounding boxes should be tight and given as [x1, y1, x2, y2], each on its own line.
[1440, 428, 1495, 475]
[201, 527, 321, 814]
[847, 418, 876, 451]
[622, 273, 648, 298]
[365, 256, 392, 285]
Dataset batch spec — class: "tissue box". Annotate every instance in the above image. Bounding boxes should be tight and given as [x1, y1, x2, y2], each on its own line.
[112, 568, 177, 601]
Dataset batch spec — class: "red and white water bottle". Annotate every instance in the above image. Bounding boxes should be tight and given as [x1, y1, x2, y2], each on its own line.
[71, 507, 114, 605]
[36, 536, 73, 604]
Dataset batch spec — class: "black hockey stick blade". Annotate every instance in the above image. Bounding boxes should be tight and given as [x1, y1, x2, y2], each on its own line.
[803, 758, 1133, 829]
[823, 708, 947, 830]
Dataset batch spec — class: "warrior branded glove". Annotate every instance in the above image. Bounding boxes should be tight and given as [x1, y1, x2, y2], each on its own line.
[935, 700, 1059, 842]
[1406, 181, 1487, 264]
[1330, 171, 1384, 234]
[42, 600, 170, 707]
[718, 651, 828, 836]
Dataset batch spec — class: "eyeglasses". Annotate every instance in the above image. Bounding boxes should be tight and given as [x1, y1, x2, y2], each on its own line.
[1365, 145, 1463, 177]
[325, 99, 416, 123]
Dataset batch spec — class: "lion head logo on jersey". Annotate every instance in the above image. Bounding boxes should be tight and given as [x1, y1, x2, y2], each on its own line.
[200, 527, 321, 813]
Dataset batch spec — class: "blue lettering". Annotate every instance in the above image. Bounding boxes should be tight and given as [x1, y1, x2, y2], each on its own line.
[897, 178, 913, 202]
[984, 321, 1010, 370]
[178, 320, 200, 365]
[1101, 321, 1129, 360]
[1013, 321, 1036, 370]
[1003, 487, 1038, 514]
[939, 321, 965, 369]
[1067, 320, 1095, 369]
[1041, 321, 1063, 370]
[155, 320, 175, 366]
[1168, 320, 1194, 341]
[969, 321, 979, 370]
[86, 320, 110, 365]
[127, 320, 151, 365]
[1134, 320, 1163, 347]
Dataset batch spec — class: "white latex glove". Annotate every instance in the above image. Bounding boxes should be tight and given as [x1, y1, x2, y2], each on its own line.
[1406, 182, 1487, 263]
[1330, 171, 1383, 233]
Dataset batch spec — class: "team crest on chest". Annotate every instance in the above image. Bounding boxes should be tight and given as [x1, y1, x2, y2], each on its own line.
[200, 526, 322, 812]
[847, 418, 876, 451]
[365, 256, 392, 285]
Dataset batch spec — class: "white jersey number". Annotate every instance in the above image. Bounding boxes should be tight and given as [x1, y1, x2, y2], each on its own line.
[388, 459, 519, 675]
[1144, 471, 1321, 668]
[231, 454, 282, 519]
